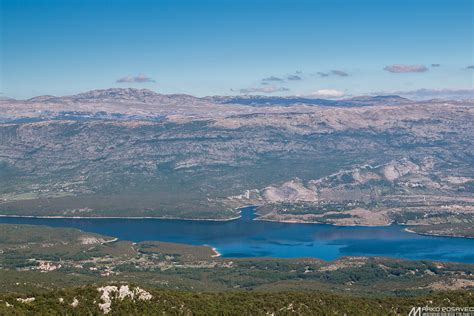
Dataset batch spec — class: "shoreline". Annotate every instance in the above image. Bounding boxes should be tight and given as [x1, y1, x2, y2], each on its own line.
[103, 237, 119, 244]
[0, 206, 255, 222]
[0, 214, 242, 222]
[258, 217, 472, 239]
[253, 211, 473, 239]
[211, 247, 221, 258]
[0, 212, 471, 240]
[254, 217, 393, 227]
[403, 227, 474, 239]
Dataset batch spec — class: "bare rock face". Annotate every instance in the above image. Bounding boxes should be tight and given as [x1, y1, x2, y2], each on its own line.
[98, 285, 152, 314]
[263, 180, 317, 203]
[233, 156, 473, 229]
[383, 158, 420, 182]
[16, 297, 35, 304]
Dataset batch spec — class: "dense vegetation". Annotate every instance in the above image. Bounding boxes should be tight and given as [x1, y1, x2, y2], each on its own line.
[1, 285, 473, 315]
[1, 224, 473, 298]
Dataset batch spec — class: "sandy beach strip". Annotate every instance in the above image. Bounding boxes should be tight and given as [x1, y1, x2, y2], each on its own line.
[211, 247, 222, 257]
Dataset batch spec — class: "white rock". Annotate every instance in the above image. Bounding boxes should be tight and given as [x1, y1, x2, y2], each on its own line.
[97, 285, 153, 314]
[17, 297, 35, 304]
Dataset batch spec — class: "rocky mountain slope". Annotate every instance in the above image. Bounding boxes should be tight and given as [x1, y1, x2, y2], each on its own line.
[0, 89, 472, 235]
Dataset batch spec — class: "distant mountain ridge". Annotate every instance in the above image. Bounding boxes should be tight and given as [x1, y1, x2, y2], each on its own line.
[206, 94, 411, 107]
[26, 88, 200, 105]
[0, 88, 452, 124]
[21, 88, 412, 107]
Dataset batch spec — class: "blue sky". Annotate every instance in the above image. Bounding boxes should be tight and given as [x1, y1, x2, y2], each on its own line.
[1, 0, 473, 99]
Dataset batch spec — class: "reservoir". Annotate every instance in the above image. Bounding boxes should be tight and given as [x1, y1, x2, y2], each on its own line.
[1, 207, 473, 263]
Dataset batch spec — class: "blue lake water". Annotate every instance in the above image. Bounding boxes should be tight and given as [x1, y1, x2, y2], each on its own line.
[1, 207, 473, 263]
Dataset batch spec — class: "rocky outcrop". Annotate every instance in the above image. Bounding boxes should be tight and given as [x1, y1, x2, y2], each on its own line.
[98, 285, 152, 314]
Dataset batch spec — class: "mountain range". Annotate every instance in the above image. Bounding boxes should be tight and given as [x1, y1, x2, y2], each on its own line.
[0, 88, 472, 237]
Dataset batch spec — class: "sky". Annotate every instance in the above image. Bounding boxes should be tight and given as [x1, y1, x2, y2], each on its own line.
[1, 0, 473, 99]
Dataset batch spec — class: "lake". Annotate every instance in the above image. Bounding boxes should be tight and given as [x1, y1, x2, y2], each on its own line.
[1, 207, 473, 263]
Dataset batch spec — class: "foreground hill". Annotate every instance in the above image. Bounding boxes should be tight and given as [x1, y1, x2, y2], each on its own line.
[1, 285, 472, 315]
[0, 89, 473, 236]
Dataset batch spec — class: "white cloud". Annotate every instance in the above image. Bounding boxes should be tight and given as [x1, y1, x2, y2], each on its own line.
[315, 70, 349, 77]
[383, 64, 428, 73]
[116, 74, 156, 83]
[287, 74, 302, 81]
[310, 89, 345, 98]
[331, 70, 349, 77]
[390, 88, 474, 100]
[261, 76, 284, 83]
[238, 86, 290, 94]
